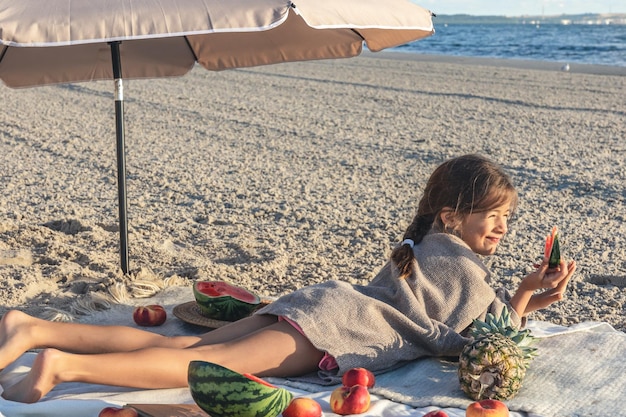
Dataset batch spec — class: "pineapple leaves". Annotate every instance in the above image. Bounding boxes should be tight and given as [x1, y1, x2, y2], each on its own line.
[459, 306, 538, 400]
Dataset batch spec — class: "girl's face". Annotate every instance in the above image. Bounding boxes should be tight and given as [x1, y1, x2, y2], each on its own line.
[456, 202, 511, 256]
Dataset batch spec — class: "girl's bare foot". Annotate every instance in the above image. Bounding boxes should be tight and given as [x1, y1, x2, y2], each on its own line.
[0, 310, 36, 370]
[1, 348, 61, 403]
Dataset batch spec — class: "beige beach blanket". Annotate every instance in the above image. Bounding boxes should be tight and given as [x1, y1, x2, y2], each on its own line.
[1, 287, 623, 417]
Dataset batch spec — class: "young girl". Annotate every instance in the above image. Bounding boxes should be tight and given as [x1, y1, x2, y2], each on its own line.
[0, 154, 575, 403]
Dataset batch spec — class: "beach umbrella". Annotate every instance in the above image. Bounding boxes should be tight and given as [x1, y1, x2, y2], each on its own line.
[0, 0, 434, 274]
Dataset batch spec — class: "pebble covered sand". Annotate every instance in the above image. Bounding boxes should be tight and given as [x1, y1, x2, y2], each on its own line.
[1, 53, 625, 331]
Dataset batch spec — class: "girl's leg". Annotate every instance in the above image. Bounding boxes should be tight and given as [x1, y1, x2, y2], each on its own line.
[192, 314, 280, 345]
[2, 319, 323, 404]
[0, 310, 203, 369]
[1, 308, 283, 370]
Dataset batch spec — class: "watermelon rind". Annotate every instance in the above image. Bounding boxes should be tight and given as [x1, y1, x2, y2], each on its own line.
[193, 281, 261, 321]
[188, 361, 293, 417]
[544, 226, 561, 269]
[549, 233, 561, 269]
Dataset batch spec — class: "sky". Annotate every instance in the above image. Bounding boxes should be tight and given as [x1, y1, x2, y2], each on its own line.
[416, 1, 626, 16]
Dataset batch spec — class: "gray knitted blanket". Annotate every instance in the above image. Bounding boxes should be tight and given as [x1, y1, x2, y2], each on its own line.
[270, 321, 626, 417]
[258, 233, 522, 382]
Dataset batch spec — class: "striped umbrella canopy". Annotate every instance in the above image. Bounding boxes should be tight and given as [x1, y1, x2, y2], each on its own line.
[0, 0, 434, 273]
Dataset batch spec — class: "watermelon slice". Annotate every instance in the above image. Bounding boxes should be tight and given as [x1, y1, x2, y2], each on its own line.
[193, 281, 261, 321]
[544, 226, 561, 269]
[188, 361, 292, 417]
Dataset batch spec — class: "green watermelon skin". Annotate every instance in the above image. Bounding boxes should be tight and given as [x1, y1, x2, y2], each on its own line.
[549, 234, 561, 269]
[188, 361, 293, 417]
[193, 281, 261, 321]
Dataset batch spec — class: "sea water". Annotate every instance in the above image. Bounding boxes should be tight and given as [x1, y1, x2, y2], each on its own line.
[394, 23, 626, 67]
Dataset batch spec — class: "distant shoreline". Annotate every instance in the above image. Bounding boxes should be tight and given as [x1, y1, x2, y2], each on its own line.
[431, 12, 626, 25]
[366, 50, 626, 76]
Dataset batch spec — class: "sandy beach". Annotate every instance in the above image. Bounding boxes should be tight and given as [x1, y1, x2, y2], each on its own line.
[1, 52, 625, 332]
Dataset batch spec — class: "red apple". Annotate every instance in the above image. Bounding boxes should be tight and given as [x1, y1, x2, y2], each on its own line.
[132, 305, 167, 326]
[424, 410, 450, 417]
[282, 397, 323, 417]
[330, 385, 370, 415]
[98, 406, 139, 417]
[342, 367, 375, 388]
[466, 399, 509, 417]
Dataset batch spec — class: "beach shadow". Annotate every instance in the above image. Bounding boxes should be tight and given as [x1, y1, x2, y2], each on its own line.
[588, 274, 626, 288]
[509, 165, 625, 205]
[236, 69, 626, 118]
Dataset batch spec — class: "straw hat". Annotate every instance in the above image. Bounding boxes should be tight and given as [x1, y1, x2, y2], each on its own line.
[173, 300, 272, 329]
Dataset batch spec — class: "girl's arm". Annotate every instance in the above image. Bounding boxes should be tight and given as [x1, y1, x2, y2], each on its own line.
[509, 259, 576, 317]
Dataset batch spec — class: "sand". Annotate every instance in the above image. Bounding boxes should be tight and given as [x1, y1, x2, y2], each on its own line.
[1, 52, 625, 331]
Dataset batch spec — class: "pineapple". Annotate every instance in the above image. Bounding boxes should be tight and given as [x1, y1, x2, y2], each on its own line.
[458, 306, 537, 401]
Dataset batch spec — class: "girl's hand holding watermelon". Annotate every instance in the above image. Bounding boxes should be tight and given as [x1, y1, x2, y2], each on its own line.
[536, 227, 576, 295]
[509, 227, 577, 317]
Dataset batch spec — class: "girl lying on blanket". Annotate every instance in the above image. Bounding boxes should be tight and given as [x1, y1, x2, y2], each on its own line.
[0, 154, 576, 403]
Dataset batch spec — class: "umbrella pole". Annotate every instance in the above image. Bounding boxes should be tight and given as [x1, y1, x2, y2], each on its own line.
[109, 41, 130, 275]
